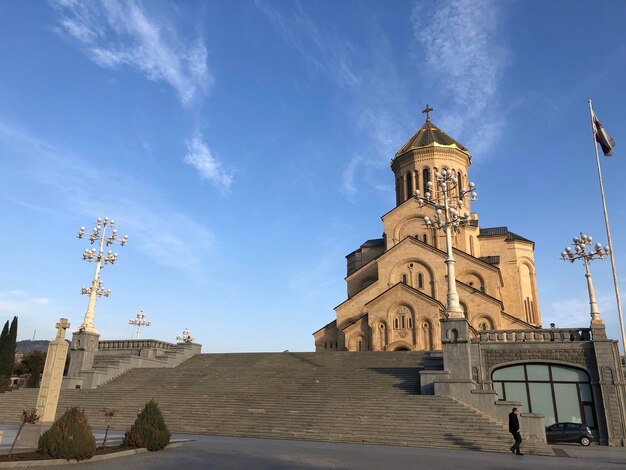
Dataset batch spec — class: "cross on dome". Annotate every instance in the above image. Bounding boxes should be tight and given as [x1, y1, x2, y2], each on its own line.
[422, 104, 434, 121]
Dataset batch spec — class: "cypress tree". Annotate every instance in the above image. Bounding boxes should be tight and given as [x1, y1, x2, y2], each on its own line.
[7, 316, 17, 373]
[0, 320, 9, 385]
[0, 320, 8, 361]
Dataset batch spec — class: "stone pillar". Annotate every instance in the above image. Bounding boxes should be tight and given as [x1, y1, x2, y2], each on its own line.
[591, 323, 626, 446]
[36, 319, 70, 422]
[66, 330, 100, 379]
[440, 317, 472, 381]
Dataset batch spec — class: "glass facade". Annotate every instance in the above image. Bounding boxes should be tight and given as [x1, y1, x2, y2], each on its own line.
[492, 363, 596, 427]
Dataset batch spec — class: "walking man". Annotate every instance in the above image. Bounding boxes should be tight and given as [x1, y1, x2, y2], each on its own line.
[508, 406, 523, 455]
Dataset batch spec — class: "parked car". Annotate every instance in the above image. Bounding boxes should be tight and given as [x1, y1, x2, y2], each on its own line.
[545, 422, 593, 446]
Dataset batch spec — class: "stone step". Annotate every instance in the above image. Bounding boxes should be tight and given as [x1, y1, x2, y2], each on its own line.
[0, 352, 549, 456]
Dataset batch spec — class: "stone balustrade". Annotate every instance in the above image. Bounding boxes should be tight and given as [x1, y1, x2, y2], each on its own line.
[475, 328, 593, 343]
[98, 339, 175, 351]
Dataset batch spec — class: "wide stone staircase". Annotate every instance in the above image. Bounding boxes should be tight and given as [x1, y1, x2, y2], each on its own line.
[0, 351, 551, 455]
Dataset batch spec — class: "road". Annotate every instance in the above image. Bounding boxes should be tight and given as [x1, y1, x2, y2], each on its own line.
[2, 426, 625, 469]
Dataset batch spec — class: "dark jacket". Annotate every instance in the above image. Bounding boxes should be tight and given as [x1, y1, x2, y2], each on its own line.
[508, 412, 520, 433]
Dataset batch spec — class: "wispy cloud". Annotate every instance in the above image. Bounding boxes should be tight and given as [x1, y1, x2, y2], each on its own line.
[0, 121, 215, 273]
[0, 290, 59, 341]
[256, 0, 359, 87]
[546, 294, 612, 328]
[184, 134, 233, 192]
[411, 0, 510, 156]
[257, 2, 411, 197]
[51, 0, 211, 105]
[341, 155, 363, 198]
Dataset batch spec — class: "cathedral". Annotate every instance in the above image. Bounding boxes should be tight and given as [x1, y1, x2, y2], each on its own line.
[314, 111, 542, 352]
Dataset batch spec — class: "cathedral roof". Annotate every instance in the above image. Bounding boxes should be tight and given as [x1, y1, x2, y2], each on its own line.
[479, 226, 534, 245]
[395, 119, 469, 158]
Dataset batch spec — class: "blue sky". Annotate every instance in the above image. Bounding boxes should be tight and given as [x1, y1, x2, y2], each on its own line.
[1, 0, 626, 352]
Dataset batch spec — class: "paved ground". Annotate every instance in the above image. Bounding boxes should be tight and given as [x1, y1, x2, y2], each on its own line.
[1, 425, 625, 469]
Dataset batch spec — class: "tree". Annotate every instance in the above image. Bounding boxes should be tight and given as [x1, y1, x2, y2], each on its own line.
[38, 407, 96, 461]
[0, 320, 10, 390]
[7, 316, 17, 368]
[8, 409, 39, 459]
[19, 351, 46, 388]
[100, 408, 119, 448]
[123, 400, 170, 451]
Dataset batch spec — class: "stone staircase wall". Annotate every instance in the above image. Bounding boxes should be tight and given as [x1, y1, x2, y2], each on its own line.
[63, 341, 200, 390]
[0, 351, 551, 455]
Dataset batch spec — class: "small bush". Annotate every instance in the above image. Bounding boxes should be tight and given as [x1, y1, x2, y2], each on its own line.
[123, 399, 170, 451]
[38, 407, 96, 461]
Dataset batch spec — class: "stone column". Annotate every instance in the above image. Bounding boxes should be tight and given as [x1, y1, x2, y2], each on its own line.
[591, 322, 626, 446]
[64, 330, 100, 389]
[440, 317, 473, 381]
[36, 318, 71, 422]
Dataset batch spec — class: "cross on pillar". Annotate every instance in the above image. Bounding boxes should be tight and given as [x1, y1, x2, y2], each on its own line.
[55, 318, 70, 340]
[422, 104, 434, 121]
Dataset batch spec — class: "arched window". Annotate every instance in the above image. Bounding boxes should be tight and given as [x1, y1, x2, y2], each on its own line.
[406, 172, 413, 199]
[402, 274, 407, 284]
[422, 234, 427, 244]
[418, 273, 424, 289]
[394, 318, 399, 329]
[401, 315, 406, 328]
[422, 322, 433, 350]
[357, 339, 362, 351]
[422, 168, 430, 191]
[408, 317, 413, 329]
[492, 364, 596, 428]
[479, 322, 488, 331]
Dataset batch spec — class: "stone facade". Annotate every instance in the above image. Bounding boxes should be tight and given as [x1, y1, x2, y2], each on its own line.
[416, 321, 626, 447]
[314, 118, 541, 351]
[64, 337, 201, 389]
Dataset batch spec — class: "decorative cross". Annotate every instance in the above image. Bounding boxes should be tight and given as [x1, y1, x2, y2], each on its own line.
[55, 318, 70, 340]
[422, 104, 434, 121]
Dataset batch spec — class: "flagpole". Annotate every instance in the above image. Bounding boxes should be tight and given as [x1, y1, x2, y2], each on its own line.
[588, 99, 626, 355]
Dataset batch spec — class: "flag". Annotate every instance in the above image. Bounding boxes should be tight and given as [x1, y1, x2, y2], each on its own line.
[593, 112, 616, 156]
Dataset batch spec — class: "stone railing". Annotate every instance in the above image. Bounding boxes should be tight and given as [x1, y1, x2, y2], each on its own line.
[98, 339, 176, 351]
[475, 328, 593, 343]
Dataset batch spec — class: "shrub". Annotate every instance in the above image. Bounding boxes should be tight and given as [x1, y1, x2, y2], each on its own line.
[38, 407, 96, 461]
[123, 399, 170, 451]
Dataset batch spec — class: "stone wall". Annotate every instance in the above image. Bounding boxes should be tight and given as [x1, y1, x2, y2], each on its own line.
[469, 325, 625, 446]
[64, 336, 201, 390]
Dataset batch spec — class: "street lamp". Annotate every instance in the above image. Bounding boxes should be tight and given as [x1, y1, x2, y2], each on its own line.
[77, 217, 128, 334]
[561, 233, 610, 324]
[415, 169, 477, 318]
[129, 309, 150, 340]
[177, 328, 194, 343]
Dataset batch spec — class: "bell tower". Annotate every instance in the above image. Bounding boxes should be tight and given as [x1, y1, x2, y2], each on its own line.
[391, 105, 472, 209]
[390, 105, 478, 255]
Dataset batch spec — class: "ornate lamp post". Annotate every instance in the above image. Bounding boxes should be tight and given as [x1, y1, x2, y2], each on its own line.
[415, 169, 477, 318]
[77, 217, 128, 334]
[561, 233, 610, 324]
[177, 328, 194, 343]
[129, 310, 151, 340]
